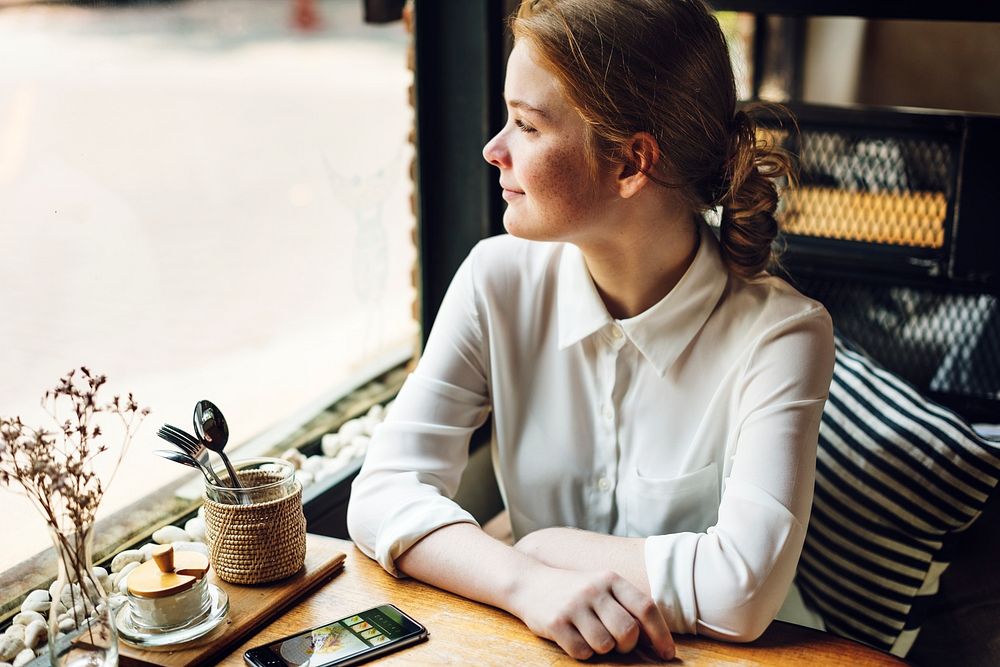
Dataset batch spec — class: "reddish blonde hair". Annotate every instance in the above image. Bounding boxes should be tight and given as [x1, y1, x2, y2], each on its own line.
[512, 0, 793, 278]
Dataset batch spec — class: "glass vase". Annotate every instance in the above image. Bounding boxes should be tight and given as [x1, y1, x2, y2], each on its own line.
[46, 525, 118, 667]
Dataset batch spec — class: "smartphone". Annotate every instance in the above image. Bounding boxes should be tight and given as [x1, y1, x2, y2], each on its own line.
[243, 604, 428, 667]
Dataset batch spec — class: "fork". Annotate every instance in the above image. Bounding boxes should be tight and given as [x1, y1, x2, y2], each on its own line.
[157, 425, 227, 487]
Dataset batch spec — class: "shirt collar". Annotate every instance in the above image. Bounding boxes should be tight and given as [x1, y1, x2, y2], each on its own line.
[557, 221, 729, 376]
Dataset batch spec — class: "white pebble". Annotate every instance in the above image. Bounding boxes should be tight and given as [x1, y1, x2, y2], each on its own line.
[49, 600, 66, 619]
[139, 542, 160, 561]
[302, 455, 325, 473]
[153, 525, 191, 544]
[320, 433, 344, 457]
[118, 560, 141, 580]
[297, 471, 315, 488]
[327, 453, 352, 471]
[366, 403, 386, 421]
[338, 418, 364, 441]
[280, 448, 307, 469]
[360, 415, 380, 436]
[59, 583, 82, 608]
[116, 575, 130, 595]
[0, 635, 24, 662]
[91, 566, 108, 581]
[314, 465, 337, 484]
[18, 598, 47, 615]
[172, 541, 209, 557]
[23, 621, 46, 650]
[2, 627, 23, 641]
[23, 590, 49, 605]
[184, 517, 207, 542]
[109, 562, 138, 591]
[111, 550, 144, 573]
[12, 611, 43, 627]
[12, 649, 34, 667]
[197, 505, 206, 520]
[349, 435, 371, 456]
[58, 618, 75, 632]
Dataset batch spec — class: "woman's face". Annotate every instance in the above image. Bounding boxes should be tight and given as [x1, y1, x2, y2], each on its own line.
[483, 41, 618, 243]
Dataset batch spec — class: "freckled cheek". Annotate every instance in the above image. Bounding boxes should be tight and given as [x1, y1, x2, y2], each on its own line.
[523, 149, 592, 207]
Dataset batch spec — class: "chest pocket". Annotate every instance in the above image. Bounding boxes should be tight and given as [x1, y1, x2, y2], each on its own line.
[625, 463, 720, 537]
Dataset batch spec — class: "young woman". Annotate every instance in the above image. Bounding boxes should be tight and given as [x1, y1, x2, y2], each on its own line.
[348, 0, 834, 660]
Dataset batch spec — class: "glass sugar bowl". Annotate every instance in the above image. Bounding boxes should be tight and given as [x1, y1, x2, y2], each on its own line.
[116, 544, 229, 647]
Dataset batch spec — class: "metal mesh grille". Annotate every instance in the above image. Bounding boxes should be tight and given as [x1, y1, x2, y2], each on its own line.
[776, 130, 954, 248]
[793, 276, 1000, 402]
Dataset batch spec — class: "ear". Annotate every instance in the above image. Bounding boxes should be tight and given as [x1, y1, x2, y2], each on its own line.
[616, 132, 660, 199]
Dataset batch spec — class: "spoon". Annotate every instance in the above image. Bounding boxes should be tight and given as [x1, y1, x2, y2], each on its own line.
[194, 399, 243, 489]
[155, 426, 226, 486]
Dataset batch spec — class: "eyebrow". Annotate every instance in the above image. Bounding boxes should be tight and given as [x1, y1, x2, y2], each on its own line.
[506, 99, 548, 117]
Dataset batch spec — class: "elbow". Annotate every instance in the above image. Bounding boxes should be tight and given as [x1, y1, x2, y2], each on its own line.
[699, 587, 782, 643]
[345, 479, 376, 556]
[720, 611, 773, 644]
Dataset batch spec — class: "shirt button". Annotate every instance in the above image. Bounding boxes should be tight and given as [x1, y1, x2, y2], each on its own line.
[610, 326, 622, 340]
[597, 477, 612, 492]
[602, 404, 614, 421]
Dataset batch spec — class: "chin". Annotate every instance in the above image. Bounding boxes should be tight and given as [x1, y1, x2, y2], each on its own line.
[503, 210, 558, 242]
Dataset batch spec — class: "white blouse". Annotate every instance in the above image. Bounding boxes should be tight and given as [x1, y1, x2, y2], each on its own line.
[348, 221, 835, 639]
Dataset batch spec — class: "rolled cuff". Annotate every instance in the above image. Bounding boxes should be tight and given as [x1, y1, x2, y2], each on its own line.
[372, 496, 479, 577]
[645, 531, 701, 634]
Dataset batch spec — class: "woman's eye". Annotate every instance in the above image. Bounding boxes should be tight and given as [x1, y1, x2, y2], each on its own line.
[514, 119, 537, 134]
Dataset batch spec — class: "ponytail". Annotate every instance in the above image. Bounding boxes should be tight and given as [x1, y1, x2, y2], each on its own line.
[717, 108, 794, 279]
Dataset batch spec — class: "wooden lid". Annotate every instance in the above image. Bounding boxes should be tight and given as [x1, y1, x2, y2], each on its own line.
[127, 545, 211, 599]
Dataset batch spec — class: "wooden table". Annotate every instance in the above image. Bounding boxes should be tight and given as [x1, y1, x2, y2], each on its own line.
[212, 534, 904, 666]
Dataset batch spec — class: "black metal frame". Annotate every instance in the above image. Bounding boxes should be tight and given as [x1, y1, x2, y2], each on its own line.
[413, 0, 509, 345]
[710, 1, 1000, 22]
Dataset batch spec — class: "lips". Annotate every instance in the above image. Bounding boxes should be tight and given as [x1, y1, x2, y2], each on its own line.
[500, 183, 525, 202]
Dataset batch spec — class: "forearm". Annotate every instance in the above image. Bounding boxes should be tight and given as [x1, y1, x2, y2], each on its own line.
[515, 527, 650, 594]
[399, 523, 675, 660]
[395, 522, 543, 614]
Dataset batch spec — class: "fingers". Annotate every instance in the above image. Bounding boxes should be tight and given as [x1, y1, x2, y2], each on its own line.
[549, 619, 595, 661]
[591, 594, 641, 653]
[610, 575, 676, 661]
[572, 608, 618, 656]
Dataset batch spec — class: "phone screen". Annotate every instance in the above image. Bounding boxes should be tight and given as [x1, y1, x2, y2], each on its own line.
[245, 604, 426, 667]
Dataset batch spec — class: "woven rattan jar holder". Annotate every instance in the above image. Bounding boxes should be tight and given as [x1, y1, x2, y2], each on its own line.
[203, 469, 306, 585]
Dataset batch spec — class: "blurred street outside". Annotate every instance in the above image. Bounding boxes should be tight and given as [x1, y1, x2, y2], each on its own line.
[0, 0, 417, 570]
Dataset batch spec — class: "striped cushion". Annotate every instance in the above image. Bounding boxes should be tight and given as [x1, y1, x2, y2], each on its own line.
[796, 335, 1000, 658]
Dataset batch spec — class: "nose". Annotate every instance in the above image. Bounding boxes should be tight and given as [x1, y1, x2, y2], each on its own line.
[482, 129, 509, 169]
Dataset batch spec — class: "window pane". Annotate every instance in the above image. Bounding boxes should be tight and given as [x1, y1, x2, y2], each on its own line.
[716, 11, 755, 101]
[0, 0, 416, 571]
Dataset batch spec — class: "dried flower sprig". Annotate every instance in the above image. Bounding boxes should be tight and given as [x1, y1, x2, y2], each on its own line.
[0, 367, 149, 640]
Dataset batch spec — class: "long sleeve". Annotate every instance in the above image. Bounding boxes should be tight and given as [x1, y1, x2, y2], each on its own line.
[645, 306, 835, 641]
[347, 249, 492, 575]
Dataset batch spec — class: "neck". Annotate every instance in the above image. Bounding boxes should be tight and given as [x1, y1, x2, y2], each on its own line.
[578, 205, 700, 320]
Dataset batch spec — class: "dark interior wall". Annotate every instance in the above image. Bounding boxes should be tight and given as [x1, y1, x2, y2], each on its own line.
[857, 20, 1000, 114]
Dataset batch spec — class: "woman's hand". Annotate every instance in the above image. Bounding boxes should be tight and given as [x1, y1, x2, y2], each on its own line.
[508, 562, 675, 661]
